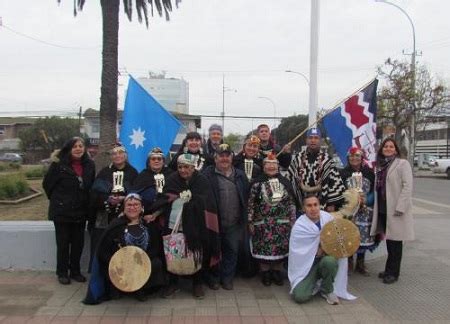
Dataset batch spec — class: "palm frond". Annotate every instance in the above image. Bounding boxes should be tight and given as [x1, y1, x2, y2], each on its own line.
[124, 0, 133, 21]
[122, 0, 178, 27]
[57, 0, 85, 16]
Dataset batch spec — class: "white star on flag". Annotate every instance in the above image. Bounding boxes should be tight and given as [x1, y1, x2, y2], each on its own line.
[129, 127, 146, 149]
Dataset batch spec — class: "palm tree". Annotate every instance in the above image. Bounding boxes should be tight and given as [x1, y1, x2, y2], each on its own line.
[60, 0, 179, 168]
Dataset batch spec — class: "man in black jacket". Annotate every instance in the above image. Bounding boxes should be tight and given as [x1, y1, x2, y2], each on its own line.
[203, 144, 250, 290]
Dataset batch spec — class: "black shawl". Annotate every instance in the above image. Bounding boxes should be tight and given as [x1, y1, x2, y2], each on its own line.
[150, 171, 221, 267]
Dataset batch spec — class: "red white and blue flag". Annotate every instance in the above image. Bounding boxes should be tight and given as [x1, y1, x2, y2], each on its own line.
[322, 79, 378, 168]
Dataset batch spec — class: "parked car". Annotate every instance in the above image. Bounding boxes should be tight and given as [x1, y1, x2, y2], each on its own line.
[0, 152, 23, 163]
[431, 158, 450, 179]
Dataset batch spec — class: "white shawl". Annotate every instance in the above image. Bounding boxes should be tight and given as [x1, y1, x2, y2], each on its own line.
[288, 210, 356, 300]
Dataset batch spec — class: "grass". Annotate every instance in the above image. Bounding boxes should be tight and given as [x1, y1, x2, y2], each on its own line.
[0, 179, 48, 221]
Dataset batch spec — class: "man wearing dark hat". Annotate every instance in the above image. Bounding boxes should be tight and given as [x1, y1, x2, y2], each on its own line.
[203, 124, 224, 167]
[203, 144, 249, 290]
[256, 124, 292, 169]
[287, 128, 345, 212]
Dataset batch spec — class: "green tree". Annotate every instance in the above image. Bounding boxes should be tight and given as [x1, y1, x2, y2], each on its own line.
[377, 58, 449, 157]
[62, 0, 179, 168]
[18, 117, 80, 153]
[223, 133, 244, 152]
[274, 114, 309, 152]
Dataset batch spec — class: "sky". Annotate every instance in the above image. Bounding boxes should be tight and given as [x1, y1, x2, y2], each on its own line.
[0, 0, 449, 135]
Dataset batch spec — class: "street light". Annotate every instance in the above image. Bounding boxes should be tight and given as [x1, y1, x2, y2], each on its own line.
[222, 74, 237, 133]
[285, 70, 310, 117]
[257, 96, 277, 132]
[285, 70, 310, 85]
[375, 0, 416, 165]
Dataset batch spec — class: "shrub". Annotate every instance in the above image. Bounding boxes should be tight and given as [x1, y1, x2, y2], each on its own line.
[8, 162, 21, 170]
[0, 162, 21, 172]
[0, 174, 29, 199]
[25, 166, 47, 179]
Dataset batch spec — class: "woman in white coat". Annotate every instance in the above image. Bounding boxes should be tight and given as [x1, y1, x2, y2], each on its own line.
[371, 138, 414, 284]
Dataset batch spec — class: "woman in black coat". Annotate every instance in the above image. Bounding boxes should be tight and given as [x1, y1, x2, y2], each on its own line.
[132, 147, 173, 215]
[83, 193, 166, 304]
[43, 137, 95, 285]
[88, 144, 138, 269]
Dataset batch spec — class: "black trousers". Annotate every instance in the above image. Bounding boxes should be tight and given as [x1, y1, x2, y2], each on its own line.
[54, 221, 86, 276]
[385, 239, 403, 278]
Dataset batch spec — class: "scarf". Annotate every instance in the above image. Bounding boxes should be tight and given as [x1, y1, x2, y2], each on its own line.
[71, 159, 83, 177]
[376, 155, 396, 199]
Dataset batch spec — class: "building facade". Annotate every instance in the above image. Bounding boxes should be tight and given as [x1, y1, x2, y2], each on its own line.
[137, 74, 189, 114]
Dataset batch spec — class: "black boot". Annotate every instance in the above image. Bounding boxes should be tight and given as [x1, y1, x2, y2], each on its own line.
[261, 271, 272, 286]
[355, 254, 369, 276]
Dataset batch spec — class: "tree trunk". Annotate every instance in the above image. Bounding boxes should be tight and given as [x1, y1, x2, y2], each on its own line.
[96, 0, 120, 170]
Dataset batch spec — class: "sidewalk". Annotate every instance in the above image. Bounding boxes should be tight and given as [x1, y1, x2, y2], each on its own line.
[1, 198, 449, 323]
[0, 269, 386, 324]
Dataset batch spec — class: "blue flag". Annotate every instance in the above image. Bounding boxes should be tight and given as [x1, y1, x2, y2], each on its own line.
[322, 79, 378, 168]
[120, 76, 182, 172]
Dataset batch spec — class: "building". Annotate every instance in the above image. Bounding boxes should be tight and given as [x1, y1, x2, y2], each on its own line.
[0, 117, 35, 151]
[137, 73, 189, 114]
[415, 111, 450, 158]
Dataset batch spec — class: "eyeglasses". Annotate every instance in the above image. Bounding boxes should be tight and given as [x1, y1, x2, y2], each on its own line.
[150, 157, 163, 161]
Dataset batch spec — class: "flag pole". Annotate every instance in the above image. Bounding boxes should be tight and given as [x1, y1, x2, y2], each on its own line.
[277, 77, 377, 157]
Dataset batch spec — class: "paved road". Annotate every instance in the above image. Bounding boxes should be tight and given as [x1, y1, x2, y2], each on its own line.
[350, 177, 450, 322]
[0, 177, 449, 323]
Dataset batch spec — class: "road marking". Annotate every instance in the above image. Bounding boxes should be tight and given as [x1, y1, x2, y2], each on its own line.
[413, 197, 450, 210]
[412, 205, 440, 215]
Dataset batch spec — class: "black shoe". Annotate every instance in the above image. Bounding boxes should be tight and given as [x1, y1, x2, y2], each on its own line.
[135, 290, 149, 302]
[378, 271, 386, 279]
[271, 270, 284, 286]
[162, 284, 179, 298]
[261, 271, 272, 286]
[383, 275, 398, 284]
[193, 284, 205, 299]
[208, 282, 220, 290]
[70, 273, 87, 282]
[221, 281, 234, 290]
[58, 275, 71, 285]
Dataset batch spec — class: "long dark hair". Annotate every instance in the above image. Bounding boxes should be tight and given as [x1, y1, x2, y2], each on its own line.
[377, 137, 402, 162]
[58, 136, 89, 164]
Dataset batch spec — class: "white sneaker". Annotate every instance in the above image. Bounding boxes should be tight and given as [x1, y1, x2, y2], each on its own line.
[321, 291, 340, 305]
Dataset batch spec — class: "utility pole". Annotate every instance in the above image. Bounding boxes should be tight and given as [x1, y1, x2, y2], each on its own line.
[308, 0, 320, 126]
[78, 106, 82, 136]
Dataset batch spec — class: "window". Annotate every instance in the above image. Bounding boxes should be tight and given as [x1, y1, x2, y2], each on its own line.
[0, 126, 4, 135]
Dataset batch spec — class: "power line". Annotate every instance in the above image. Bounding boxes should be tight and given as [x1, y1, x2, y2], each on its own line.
[0, 21, 100, 50]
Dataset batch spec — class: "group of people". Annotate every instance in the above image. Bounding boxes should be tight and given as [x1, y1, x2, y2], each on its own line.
[42, 122, 414, 306]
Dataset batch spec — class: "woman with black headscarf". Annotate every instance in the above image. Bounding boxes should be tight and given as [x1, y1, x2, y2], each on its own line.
[168, 132, 208, 172]
[147, 153, 221, 299]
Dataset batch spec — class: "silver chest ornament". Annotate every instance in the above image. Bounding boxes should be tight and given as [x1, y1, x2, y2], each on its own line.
[154, 173, 165, 193]
[111, 171, 125, 193]
[348, 172, 363, 193]
[244, 159, 254, 181]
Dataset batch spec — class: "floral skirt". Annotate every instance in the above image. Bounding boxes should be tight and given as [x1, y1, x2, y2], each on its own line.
[250, 216, 291, 261]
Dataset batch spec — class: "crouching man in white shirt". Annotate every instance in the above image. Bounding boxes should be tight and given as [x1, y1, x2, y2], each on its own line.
[288, 195, 356, 305]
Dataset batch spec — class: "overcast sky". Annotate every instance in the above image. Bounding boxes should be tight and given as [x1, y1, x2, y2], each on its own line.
[0, 0, 449, 135]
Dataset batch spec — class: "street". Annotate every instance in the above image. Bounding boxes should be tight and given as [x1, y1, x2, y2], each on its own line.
[349, 176, 450, 322]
